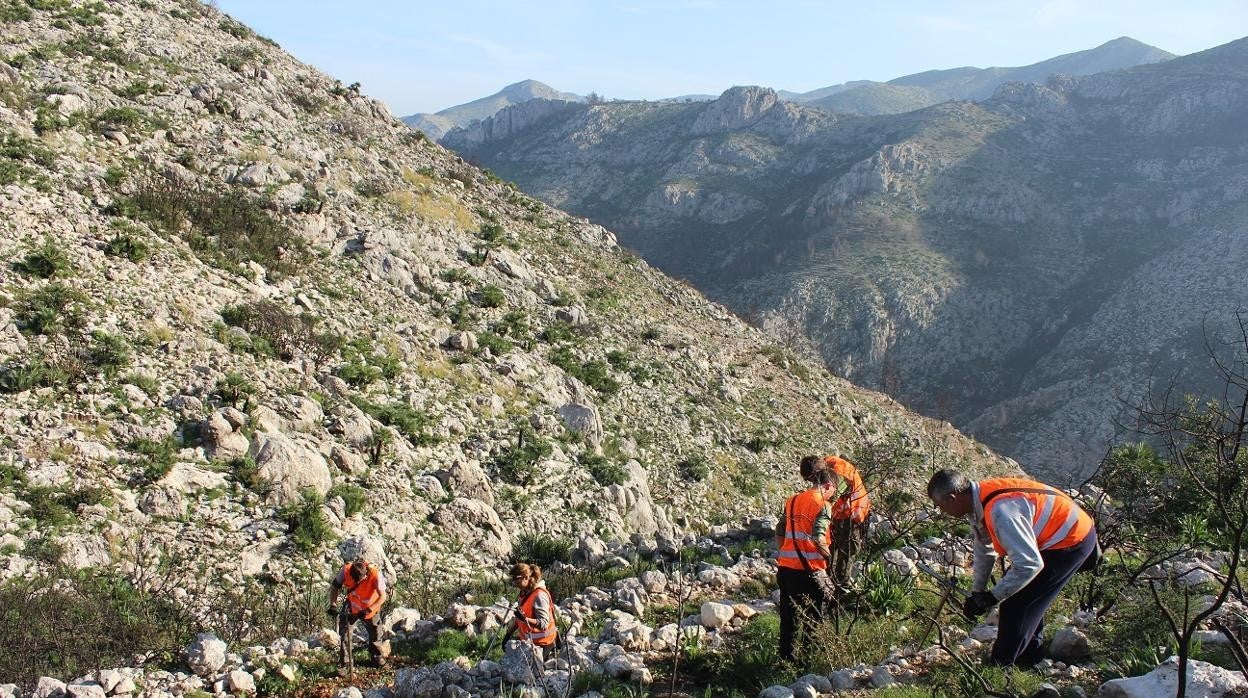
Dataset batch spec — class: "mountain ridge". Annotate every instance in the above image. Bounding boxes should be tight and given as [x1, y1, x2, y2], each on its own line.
[442, 35, 1248, 480]
[402, 79, 583, 141]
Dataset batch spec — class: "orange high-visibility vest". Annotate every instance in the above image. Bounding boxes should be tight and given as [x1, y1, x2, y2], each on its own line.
[777, 488, 829, 571]
[517, 585, 557, 646]
[340, 563, 383, 619]
[824, 456, 871, 522]
[979, 478, 1095, 556]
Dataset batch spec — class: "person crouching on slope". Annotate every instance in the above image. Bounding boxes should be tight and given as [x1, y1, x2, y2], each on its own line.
[506, 562, 558, 661]
[328, 554, 390, 668]
[800, 454, 871, 586]
[774, 467, 845, 663]
[926, 468, 1099, 668]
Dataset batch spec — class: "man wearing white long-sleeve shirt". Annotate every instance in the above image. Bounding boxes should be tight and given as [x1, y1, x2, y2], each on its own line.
[927, 469, 1099, 667]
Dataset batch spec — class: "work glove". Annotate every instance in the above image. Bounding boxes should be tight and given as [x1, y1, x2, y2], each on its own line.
[962, 591, 998, 621]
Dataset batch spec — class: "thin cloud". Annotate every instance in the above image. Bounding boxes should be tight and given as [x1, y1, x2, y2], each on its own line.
[446, 34, 551, 65]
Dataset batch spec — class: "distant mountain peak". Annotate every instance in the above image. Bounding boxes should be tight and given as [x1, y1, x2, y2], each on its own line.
[402, 79, 583, 141]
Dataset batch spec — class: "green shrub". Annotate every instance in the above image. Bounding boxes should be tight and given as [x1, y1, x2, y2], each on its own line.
[89, 330, 132, 377]
[0, 462, 27, 489]
[220, 301, 339, 365]
[104, 229, 149, 262]
[491, 423, 552, 486]
[351, 397, 438, 447]
[475, 330, 511, 356]
[121, 373, 160, 396]
[12, 238, 72, 278]
[129, 436, 179, 484]
[511, 532, 573, 567]
[215, 372, 255, 408]
[229, 455, 271, 495]
[93, 106, 166, 134]
[549, 348, 619, 398]
[678, 454, 710, 482]
[19, 485, 107, 528]
[581, 453, 628, 487]
[396, 628, 497, 665]
[335, 337, 400, 387]
[0, 568, 197, 688]
[281, 487, 331, 553]
[15, 283, 87, 336]
[0, 358, 50, 393]
[491, 310, 534, 349]
[730, 462, 765, 497]
[327, 483, 367, 517]
[472, 284, 506, 309]
[364, 428, 392, 467]
[440, 267, 469, 283]
[538, 321, 581, 345]
[116, 80, 164, 99]
[113, 175, 306, 279]
[477, 222, 505, 247]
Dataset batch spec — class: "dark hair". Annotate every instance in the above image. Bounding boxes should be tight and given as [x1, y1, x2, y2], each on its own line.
[927, 468, 970, 500]
[809, 468, 837, 487]
[510, 562, 543, 582]
[349, 560, 369, 582]
[799, 455, 825, 481]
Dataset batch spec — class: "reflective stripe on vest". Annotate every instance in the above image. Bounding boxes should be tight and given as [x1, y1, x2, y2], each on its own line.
[825, 456, 871, 522]
[517, 586, 557, 646]
[979, 478, 1094, 556]
[341, 563, 382, 619]
[777, 489, 829, 571]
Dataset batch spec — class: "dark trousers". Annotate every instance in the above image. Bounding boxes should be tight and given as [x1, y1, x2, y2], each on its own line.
[777, 566, 825, 662]
[829, 518, 868, 585]
[339, 610, 382, 662]
[990, 529, 1098, 667]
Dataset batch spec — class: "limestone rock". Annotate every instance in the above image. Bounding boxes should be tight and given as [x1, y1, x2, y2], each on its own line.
[700, 601, 735, 629]
[247, 432, 332, 505]
[431, 498, 511, 557]
[1098, 656, 1248, 697]
[185, 632, 228, 677]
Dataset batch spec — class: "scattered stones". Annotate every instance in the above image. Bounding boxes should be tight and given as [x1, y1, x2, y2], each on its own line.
[184, 633, 228, 677]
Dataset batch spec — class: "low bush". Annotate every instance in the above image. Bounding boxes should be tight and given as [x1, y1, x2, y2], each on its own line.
[327, 483, 367, 518]
[475, 330, 512, 356]
[581, 453, 628, 487]
[280, 487, 331, 553]
[549, 347, 620, 398]
[130, 436, 179, 484]
[15, 283, 87, 336]
[0, 568, 195, 688]
[228, 455, 270, 496]
[88, 330, 132, 377]
[221, 301, 341, 365]
[511, 532, 573, 567]
[104, 228, 149, 262]
[351, 397, 438, 447]
[677, 454, 710, 482]
[214, 372, 255, 408]
[12, 238, 72, 278]
[472, 284, 506, 309]
[491, 423, 552, 486]
[113, 175, 306, 279]
[335, 337, 400, 387]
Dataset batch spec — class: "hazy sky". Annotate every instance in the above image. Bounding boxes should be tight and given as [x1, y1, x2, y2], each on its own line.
[214, 1, 1247, 117]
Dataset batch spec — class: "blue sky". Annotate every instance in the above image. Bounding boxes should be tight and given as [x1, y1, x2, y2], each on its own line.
[214, 1, 1247, 117]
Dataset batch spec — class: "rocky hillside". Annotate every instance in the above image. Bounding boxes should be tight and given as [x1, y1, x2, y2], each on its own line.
[402, 80, 583, 142]
[789, 37, 1174, 115]
[442, 38, 1248, 481]
[0, 0, 1012, 646]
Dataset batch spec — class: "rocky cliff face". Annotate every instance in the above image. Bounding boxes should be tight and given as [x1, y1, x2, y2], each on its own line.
[444, 38, 1248, 480]
[0, 0, 1006, 617]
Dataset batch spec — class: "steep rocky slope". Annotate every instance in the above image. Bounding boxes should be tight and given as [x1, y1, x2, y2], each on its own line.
[0, 0, 1010, 625]
[402, 80, 583, 142]
[443, 38, 1248, 480]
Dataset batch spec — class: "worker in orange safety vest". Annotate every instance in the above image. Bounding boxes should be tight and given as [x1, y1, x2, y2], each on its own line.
[774, 468, 845, 663]
[800, 454, 871, 585]
[927, 469, 1099, 667]
[328, 554, 390, 668]
[504, 562, 558, 661]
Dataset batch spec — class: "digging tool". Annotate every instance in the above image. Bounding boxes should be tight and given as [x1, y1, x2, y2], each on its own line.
[914, 560, 969, 648]
[481, 599, 518, 660]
